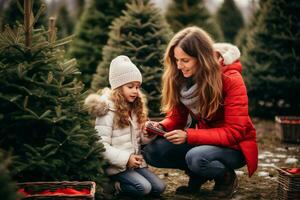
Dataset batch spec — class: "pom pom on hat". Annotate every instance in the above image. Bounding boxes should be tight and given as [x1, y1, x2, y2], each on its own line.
[109, 55, 142, 89]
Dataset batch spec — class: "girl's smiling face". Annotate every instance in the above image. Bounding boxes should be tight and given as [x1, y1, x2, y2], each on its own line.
[174, 46, 198, 78]
[121, 81, 141, 102]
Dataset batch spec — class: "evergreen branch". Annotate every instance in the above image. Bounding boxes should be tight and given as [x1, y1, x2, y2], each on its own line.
[32, 30, 50, 40]
[31, 3, 47, 28]
[84, 147, 96, 159]
[53, 116, 67, 123]
[39, 110, 51, 119]
[45, 138, 60, 145]
[0, 95, 24, 111]
[23, 144, 41, 157]
[4, 83, 32, 95]
[54, 35, 74, 45]
[2, 44, 26, 55]
[23, 108, 39, 119]
[31, 41, 49, 52]
[53, 40, 72, 48]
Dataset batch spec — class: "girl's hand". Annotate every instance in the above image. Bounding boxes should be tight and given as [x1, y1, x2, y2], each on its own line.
[146, 121, 161, 129]
[127, 154, 142, 168]
[144, 121, 159, 138]
[164, 130, 187, 144]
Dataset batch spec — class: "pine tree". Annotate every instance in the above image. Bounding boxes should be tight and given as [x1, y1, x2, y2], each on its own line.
[0, 1, 107, 195]
[91, 0, 172, 117]
[1, 0, 47, 29]
[243, 0, 300, 117]
[68, 0, 130, 88]
[165, 0, 223, 41]
[217, 0, 244, 43]
[0, 150, 18, 200]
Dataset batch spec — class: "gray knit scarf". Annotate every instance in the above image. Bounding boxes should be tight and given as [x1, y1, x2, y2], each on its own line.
[180, 83, 200, 128]
[180, 83, 199, 114]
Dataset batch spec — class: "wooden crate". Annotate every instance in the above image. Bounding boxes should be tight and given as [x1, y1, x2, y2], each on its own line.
[275, 116, 300, 143]
[17, 181, 96, 200]
[276, 167, 300, 200]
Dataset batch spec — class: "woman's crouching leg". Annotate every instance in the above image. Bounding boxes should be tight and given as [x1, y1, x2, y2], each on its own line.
[142, 137, 192, 169]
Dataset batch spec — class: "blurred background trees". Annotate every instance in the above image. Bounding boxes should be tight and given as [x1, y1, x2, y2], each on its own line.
[242, 0, 300, 118]
[217, 0, 244, 43]
[91, 0, 172, 116]
[166, 0, 223, 41]
[68, 0, 130, 88]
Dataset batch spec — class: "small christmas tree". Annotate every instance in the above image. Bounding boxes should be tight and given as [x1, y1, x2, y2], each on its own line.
[165, 0, 223, 41]
[0, 150, 18, 200]
[1, 0, 47, 30]
[217, 0, 244, 43]
[91, 0, 172, 116]
[0, 0, 106, 195]
[243, 0, 300, 117]
[68, 0, 130, 88]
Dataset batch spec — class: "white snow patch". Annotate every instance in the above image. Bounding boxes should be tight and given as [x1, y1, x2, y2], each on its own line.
[287, 147, 298, 151]
[263, 151, 274, 156]
[275, 147, 287, 152]
[275, 154, 287, 158]
[235, 170, 245, 176]
[285, 157, 298, 164]
[258, 154, 267, 159]
[258, 171, 269, 177]
[272, 158, 280, 162]
[258, 163, 276, 167]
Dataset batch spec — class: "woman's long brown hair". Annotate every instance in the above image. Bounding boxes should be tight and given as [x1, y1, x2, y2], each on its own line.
[162, 26, 223, 119]
[110, 88, 148, 129]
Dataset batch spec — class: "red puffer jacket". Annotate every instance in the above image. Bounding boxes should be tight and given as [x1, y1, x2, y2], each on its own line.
[160, 60, 258, 177]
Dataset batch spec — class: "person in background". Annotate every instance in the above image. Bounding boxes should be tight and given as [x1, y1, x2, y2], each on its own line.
[143, 26, 258, 198]
[85, 55, 165, 197]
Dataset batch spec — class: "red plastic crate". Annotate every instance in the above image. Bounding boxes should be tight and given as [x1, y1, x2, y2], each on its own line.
[17, 181, 96, 200]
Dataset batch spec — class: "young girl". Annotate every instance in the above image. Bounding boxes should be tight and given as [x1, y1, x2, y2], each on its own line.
[143, 27, 258, 197]
[84, 55, 165, 197]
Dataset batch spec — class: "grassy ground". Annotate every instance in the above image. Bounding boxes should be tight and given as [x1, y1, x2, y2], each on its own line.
[114, 119, 300, 200]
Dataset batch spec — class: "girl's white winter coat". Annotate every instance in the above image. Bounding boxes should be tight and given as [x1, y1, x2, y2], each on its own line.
[84, 88, 153, 175]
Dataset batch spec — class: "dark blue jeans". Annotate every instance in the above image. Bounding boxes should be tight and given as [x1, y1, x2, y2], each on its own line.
[142, 137, 245, 180]
[110, 167, 166, 197]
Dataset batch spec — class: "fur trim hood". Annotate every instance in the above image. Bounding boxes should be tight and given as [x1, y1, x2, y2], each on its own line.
[213, 43, 241, 65]
[84, 88, 115, 117]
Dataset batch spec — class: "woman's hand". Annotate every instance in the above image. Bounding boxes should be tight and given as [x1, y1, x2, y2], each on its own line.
[127, 154, 142, 168]
[164, 130, 187, 144]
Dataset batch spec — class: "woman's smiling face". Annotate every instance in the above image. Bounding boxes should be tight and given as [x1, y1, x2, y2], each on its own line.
[174, 46, 198, 78]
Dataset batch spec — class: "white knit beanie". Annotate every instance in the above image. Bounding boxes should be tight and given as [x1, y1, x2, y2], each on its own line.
[109, 55, 142, 89]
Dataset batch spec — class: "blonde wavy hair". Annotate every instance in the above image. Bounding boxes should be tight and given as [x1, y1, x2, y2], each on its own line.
[162, 26, 223, 119]
[110, 88, 148, 129]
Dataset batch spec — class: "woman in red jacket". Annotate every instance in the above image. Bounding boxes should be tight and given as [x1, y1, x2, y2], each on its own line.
[142, 26, 258, 197]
